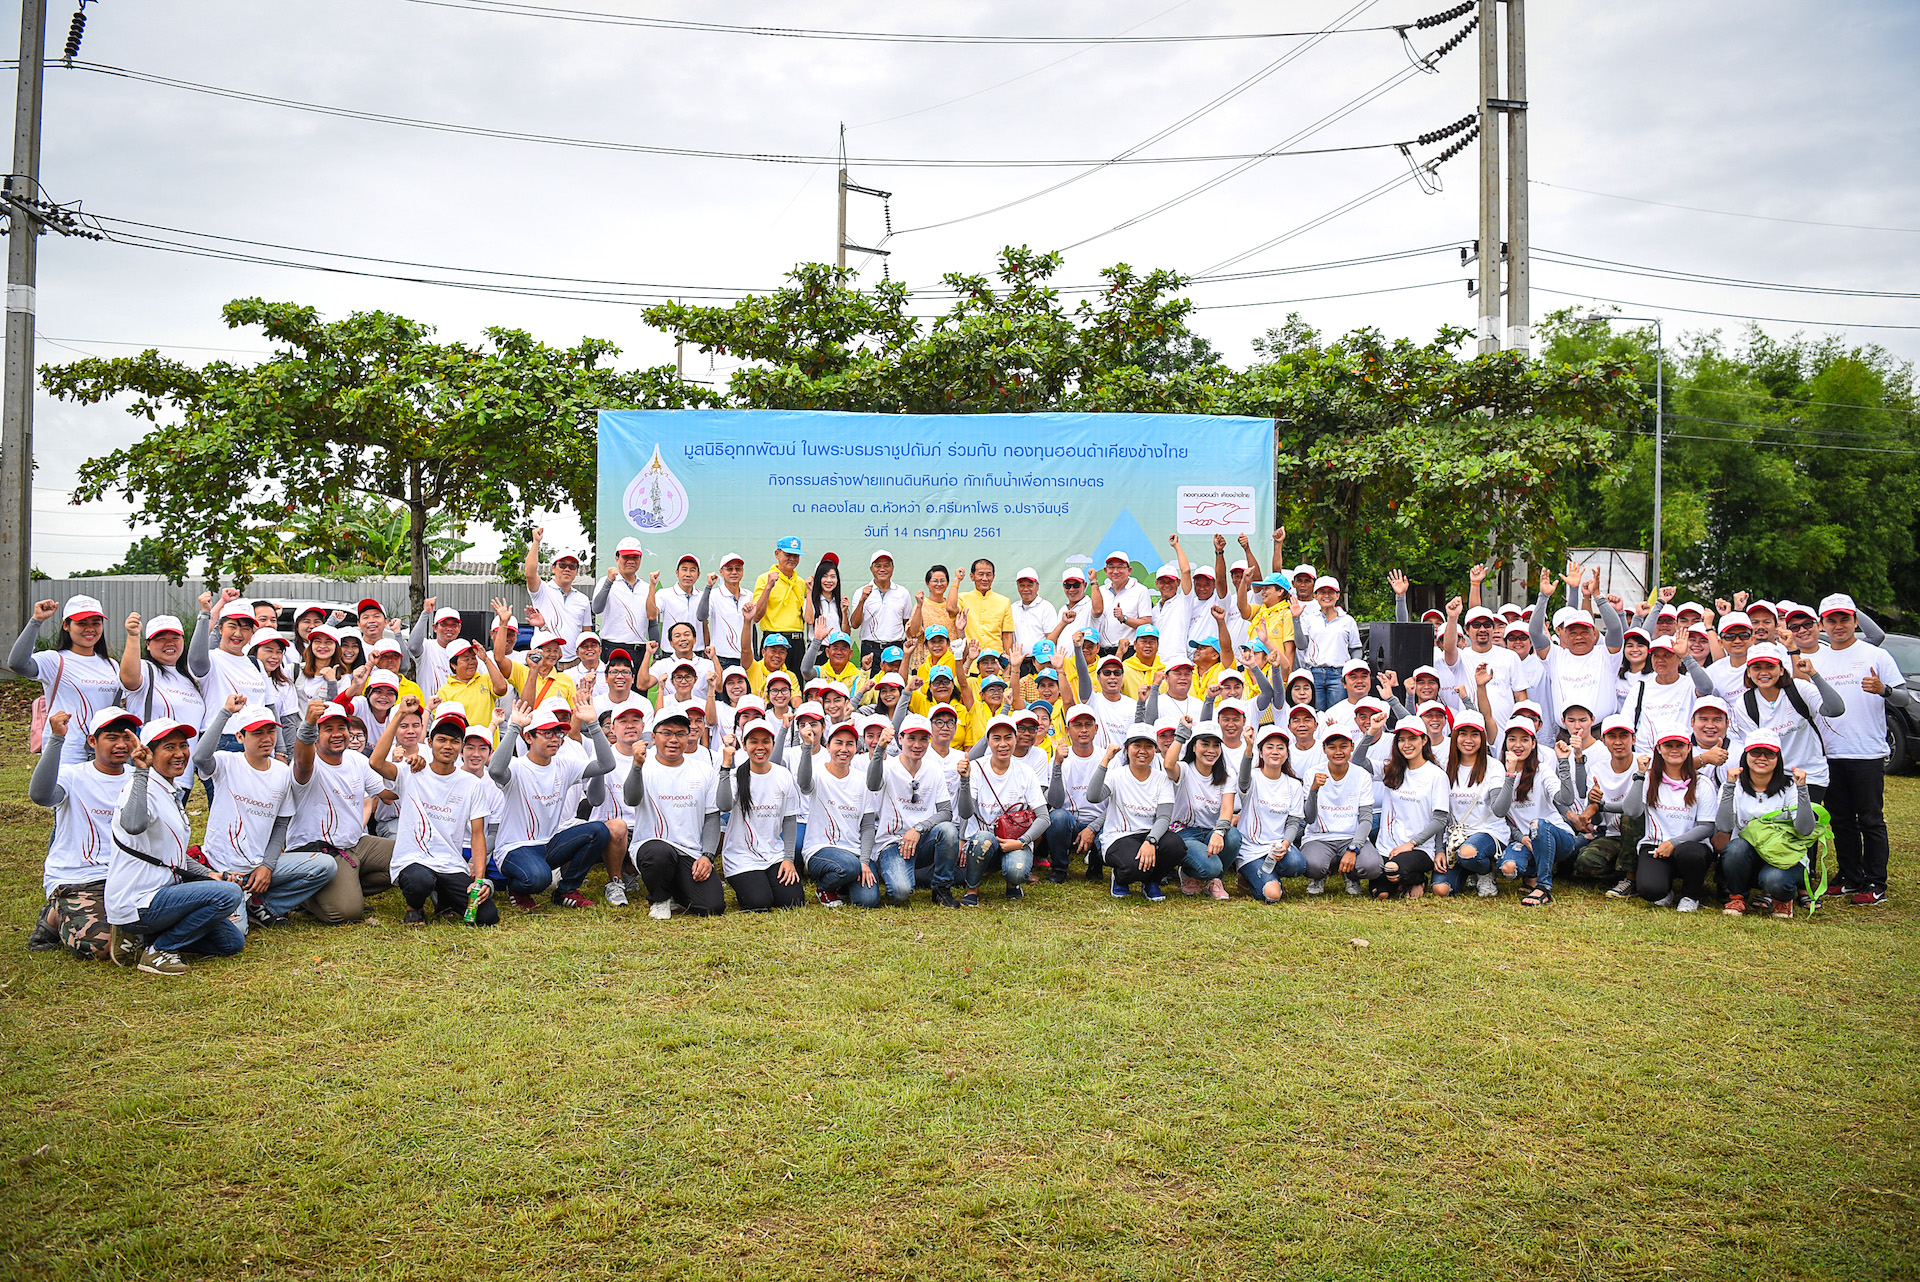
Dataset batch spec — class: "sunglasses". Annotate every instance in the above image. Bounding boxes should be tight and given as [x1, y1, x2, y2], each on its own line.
[1788, 619, 1818, 629]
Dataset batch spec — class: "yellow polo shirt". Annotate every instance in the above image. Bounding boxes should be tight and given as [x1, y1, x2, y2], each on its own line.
[1250, 602, 1296, 653]
[434, 671, 501, 735]
[503, 660, 577, 710]
[956, 588, 1015, 653]
[753, 565, 807, 636]
[1120, 655, 1166, 699]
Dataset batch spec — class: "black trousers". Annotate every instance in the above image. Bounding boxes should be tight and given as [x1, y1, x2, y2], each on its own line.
[1105, 831, 1184, 887]
[634, 838, 727, 916]
[727, 865, 807, 912]
[396, 863, 499, 926]
[1826, 757, 1888, 891]
[1370, 847, 1434, 897]
[1634, 840, 1714, 903]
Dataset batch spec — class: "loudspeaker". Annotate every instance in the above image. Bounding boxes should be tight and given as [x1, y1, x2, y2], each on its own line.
[1365, 620, 1434, 689]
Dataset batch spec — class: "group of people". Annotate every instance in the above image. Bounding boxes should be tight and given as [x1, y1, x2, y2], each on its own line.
[12, 521, 1907, 977]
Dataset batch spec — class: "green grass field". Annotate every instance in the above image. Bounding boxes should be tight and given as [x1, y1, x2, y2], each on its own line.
[2, 680, 1917, 1281]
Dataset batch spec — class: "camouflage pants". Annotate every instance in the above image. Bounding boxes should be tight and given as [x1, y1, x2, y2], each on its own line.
[1572, 818, 1644, 883]
[28, 883, 112, 961]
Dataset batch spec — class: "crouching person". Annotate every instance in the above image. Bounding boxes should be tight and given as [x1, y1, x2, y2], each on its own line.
[28, 708, 143, 960]
[196, 694, 336, 929]
[289, 699, 399, 923]
[860, 715, 960, 906]
[108, 719, 246, 975]
[486, 693, 616, 912]
[387, 703, 498, 927]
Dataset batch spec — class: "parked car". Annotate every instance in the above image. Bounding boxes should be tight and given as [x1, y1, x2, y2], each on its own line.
[1876, 632, 1920, 774]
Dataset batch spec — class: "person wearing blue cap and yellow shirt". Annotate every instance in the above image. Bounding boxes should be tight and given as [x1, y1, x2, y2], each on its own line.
[909, 663, 976, 748]
[743, 633, 793, 698]
[1121, 626, 1167, 698]
[801, 628, 863, 689]
[746, 536, 808, 671]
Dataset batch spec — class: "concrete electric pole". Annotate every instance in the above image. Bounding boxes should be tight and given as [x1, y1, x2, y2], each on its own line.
[1502, 0, 1529, 355]
[0, 0, 46, 641]
[1474, 0, 1500, 355]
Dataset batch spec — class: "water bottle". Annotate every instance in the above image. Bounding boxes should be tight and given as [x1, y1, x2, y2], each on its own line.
[463, 879, 485, 924]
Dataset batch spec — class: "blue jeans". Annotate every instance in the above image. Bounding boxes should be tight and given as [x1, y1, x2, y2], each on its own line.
[876, 822, 960, 901]
[1311, 665, 1344, 711]
[1043, 810, 1102, 872]
[1720, 836, 1805, 900]
[806, 845, 880, 908]
[1177, 827, 1240, 882]
[1432, 832, 1497, 894]
[1507, 822, 1586, 892]
[239, 849, 337, 930]
[1238, 846, 1309, 901]
[133, 880, 245, 956]
[961, 833, 1034, 890]
[500, 822, 612, 899]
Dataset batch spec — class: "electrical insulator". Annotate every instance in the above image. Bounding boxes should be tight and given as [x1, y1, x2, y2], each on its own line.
[62, 10, 84, 62]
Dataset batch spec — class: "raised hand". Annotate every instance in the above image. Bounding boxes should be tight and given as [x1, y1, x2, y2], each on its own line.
[1864, 670, 1887, 695]
[526, 607, 546, 628]
[814, 616, 831, 641]
[1274, 526, 1287, 547]
[47, 710, 70, 737]
[1714, 598, 1731, 618]
[125, 612, 142, 637]
[1377, 669, 1399, 693]
[1726, 764, 1742, 785]
[1387, 569, 1409, 595]
[130, 742, 152, 769]
[1446, 596, 1464, 621]
[31, 599, 56, 622]
[1100, 743, 1123, 764]
[572, 690, 596, 720]
[399, 694, 423, 715]
[1792, 654, 1815, 681]
[956, 756, 971, 779]
[509, 701, 535, 729]
[423, 596, 437, 614]
[1476, 663, 1493, 687]
[707, 572, 718, 586]
[1469, 563, 1488, 585]
[197, 592, 212, 614]
[648, 570, 661, 588]
[1213, 534, 1227, 555]
[490, 597, 511, 621]
[223, 692, 248, 714]
[1553, 739, 1571, 759]
[1168, 532, 1181, 549]
[1238, 533, 1253, 554]
[219, 587, 242, 606]
[1791, 767, 1807, 787]
[304, 699, 328, 725]
[1658, 586, 1677, 603]
[1539, 566, 1554, 594]
[1311, 770, 1328, 790]
[1634, 753, 1652, 773]
[1733, 590, 1750, 610]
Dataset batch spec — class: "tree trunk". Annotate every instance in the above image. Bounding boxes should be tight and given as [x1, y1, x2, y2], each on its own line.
[408, 463, 429, 619]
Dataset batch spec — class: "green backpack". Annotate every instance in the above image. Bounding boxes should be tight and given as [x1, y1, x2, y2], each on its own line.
[1738, 803, 1837, 910]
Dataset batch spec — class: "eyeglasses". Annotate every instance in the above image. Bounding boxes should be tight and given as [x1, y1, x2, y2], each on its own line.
[1788, 619, 1818, 629]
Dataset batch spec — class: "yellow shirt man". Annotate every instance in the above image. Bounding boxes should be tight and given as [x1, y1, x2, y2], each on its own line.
[435, 671, 501, 737]
[1120, 654, 1165, 699]
[956, 587, 1015, 654]
[503, 660, 577, 710]
[752, 564, 807, 636]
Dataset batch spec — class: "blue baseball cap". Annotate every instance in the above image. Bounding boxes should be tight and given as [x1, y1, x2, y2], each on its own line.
[761, 633, 790, 651]
[929, 664, 955, 683]
[924, 625, 949, 641]
[980, 674, 1008, 690]
[1032, 640, 1056, 661]
[1135, 625, 1160, 639]
[1189, 634, 1221, 650]
[1036, 666, 1060, 682]
[1029, 699, 1053, 719]
[880, 645, 904, 663]
[1251, 639, 1270, 654]
[978, 648, 1004, 662]
[1259, 574, 1290, 589]
[1080, 628, 1100, 643]
[775, 536, 801, 554]
[826, 630, 853, 647]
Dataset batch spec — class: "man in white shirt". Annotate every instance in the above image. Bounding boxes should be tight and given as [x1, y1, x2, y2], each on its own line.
[1704, 611, 1755, 702]
[1811, 593, 1911, 905]
[487, 694, 617, 911]
[1095, 551, 1153, 656]
[859, 714, 959, 905]
[850, 549, 916, 669]
[594, 537, 650, 648]
[1444, 605, 1523, 729]
[194, 695, 337, 930]
[650, 554, 705, 649]
[523, 526, 594, 661]
[290, 698, 400, 924]
[1043, 707, 1108, 882]
[26, 706, 141, 960]
[408, 601, 466, 702]
[1148, 535, 1195, 662]
[698, 553, 751, 668]
[1007, 568, 1060, 668]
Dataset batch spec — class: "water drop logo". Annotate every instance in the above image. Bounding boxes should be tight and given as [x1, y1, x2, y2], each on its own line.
[623, 445, 690, 533]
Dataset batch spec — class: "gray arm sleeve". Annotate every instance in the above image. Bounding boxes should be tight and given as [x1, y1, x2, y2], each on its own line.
[781, 815, 798, 858]
[194, 708, 233, 773]
[1682, 656, 1714, 695]
[796, 745, 814, 794]
[800, 637, 822, 682]
[1676, 821, 1716, 844]
[956, 774, 974, 819]
[1282, 814, 1305, 847]
[859, 812, 877, 862]
[1083, 766, 1108, 805]
[1622, 776, 1647, 818]
[1074, 647, 1092, 701]
[1886, 684, 1914, 711]
[1249, 664, 1277, 711]
[918, 801, 954, 835]
[277, 713, 299, 762]
[488, 724, 521, 786]
[407, 611, 430, 658]
[1238, 752, 1254, 795]
[29, 736, 66, 806]
[1018, 804, 1050, 844]
[1794, 788, 1815, 836]
[1303, 784, 1319, 824]
[1568, 582, 1581, 611]
[260, 814, 291, 873]
[585, 773, 606, 809]
[580, 722, 616, 780]
[1047, 760, 1066, 809]
[1597, 598, 1625, 651]
[890, 696, 911, 735]
[1573, 754, 1589, 799]
[594, 576, 614, 614]
[1351, 738, 1379, 776]
[1858, 608, 1886, 646]
[8, 620, 40, 676]
[1146, 800, 1172, 843]
[120, 766, 153, 834]
[968, 736, 990, 762]
[1199, 692, 1216, 722]
[1395, 593, 1410, 624]
[1354, 800, 1374, 840]
[1529, 590, 1553, 652]
[1410, 807, 1449, 846]
[714, 768, 733, 815]
[1715, 779, 1737, 832]
[187, 612, 213, 678]
[864, 751, 886, 791]
[701, 810, 721, 857]
[694, 583, 712, 624]
[1487, 775, 1515, 819]
[1387, 695, 1412, 722]
[1140, 687, 1158, 722]
[622, 752, 645, 807]
[1553, 757, 1576, 808]
[1808, 673, 1846, 717]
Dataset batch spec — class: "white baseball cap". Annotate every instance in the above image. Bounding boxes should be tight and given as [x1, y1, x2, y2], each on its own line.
[61, 595, 105, 621]
[1314, 575, 1341, 592]
[369, 637, 404, 657]
[231, 704, 279, 734]
[144, 614, 185, 638]
[1819, 593, 1858, 617]
[88, 706, 142, 734]
[614, 537, 644, 555]
[1717, 611, 1753, 632]
[434, 607, 462, 624]
[1103, 549, 1131, 565]
[870, 548, 896, 565]
[138, 718, 197, 745]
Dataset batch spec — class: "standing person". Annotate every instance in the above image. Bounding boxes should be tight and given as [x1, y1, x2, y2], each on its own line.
[1007, 568, 1060, 672]
[1044, 707, 1108, 883]
[293, 625, 346, 711]
[623, 706, 727, 919]
[288, 699, 400, 924]
[11, 595, 127, 764]
[1705, 611, 1756, 703]
[408, 600, 466, 701]
[1370, 724, 1451, 900]
[1056, 568, 1104, 652]
[801, 554, 848, 640]
[487, 693, 617, 912]
[1147, 536, 1196, 662]
[746, 536, 809, 667]
[850, 550, 916, 670]
[1162, 720, 1237, 900]
[1809, 593, 1911, 905]
[1297, 727, 1379, 896]
[650, 554, 706, 650]
[594, 537, 650, 650]
[694, 553, 751, 670]
[384, 702, 498, 927]
[1096, 552, 1153, 657]
[794, 721, 876, 909]
[1297, 577, 1362, 712]
[718, 721, 806, 912]
[119, 612, 205, 736]
[861, 715, 960, 906]
[108, 719, 247, 975]
[1234, 724, 1307, 902]
[1434, 711, 1514, 899]
[955, 558, 1016, 658]
[194, 694, 336, 928]
[1528, 566, 1626, 726]
[26, 708, 141, 959]
[1443, 584, 1522, 726]
[1728, 644, 1844, 802]
[1716, 732, 1816, 919]
[1085, 725, 1178, 901]
[1622, 734, 1717, 912]
[523, 528, 593, 661]
[187, 592, 272, 747]
[353, 597, 397, 654]
[491, 600, 578, 710]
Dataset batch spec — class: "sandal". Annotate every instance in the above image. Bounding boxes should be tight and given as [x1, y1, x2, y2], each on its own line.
[1520, 886, 1552, 907]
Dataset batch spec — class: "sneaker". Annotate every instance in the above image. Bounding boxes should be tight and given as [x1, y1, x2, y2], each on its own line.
[932, 887, 960, 909]
[552, 890, 595, 909]
[1652, 891, 1677, 908]
[1677, 897, 1700, 913]
[403, 908, 427, 927]
[1828, 881, 1858, 899]
[1109, 872, 1131, 899]
[1345, 875, 1363, 897]
[1048, 867, 1069, 885]
[1850, 889, 1890, 907]
[1751, 894, 1774, 913]
[1178, 871, 1203, 896]
[817, 889, 844, 908]
[603, 879, 628, 907]
[1722, 894, 1747, 916]
[246, 897, 288, 928]
[1005, 884, 1024, 901]
[1606, 878, 1636, 899]
[1142, 881, 1167, 902]
[1306, 878, 1326, 896]
[960, 891, 980, 908]
[1084, 856, 1103, 881]
[108, 925, 142, 967]
[26, 914, 59, 953]
[136, 947, 189, 976]
[1772, 898, 1794, 920]
[648, 900, 672, 921]
[548, 867, 563, 892]
[1206, 877, 1230, 901]
[509, 892, 539, 913]
[1476, 874, 1498, 899]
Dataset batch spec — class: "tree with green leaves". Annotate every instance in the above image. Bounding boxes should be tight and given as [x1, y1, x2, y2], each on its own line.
[47, 299, 715, 613]
[68, 534, 190, 581]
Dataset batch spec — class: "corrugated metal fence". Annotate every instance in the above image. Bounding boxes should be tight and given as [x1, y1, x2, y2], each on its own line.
[28, 575, 527, 626]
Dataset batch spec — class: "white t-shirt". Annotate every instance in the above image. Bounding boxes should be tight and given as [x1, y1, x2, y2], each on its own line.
[1379, 760, 1448, 853]
[1543, 643, 1620, 725]
[201, 650, 273, 736]
[43, 761, 126, 893]
[1150, 591, 1192, 661]
[1171, 759, 1234, 833]
[650, 655, 711, 703]
[1579, 747, 1639, 838]
[1097, 580, 1153, 649]
[529, 580, 594, 661]
[106, 773, 196, 923]
[1639, 772, 1715, 847]
[1812, 641, 1905, 760]
[1447, 758, 1509, 837]
[1302, 610, 1361, 668]
[1303, 765, 1371, 840]
[28, 648, 126, 764]
[656, 583, 705, 650]
[1094, 762, 1172, 843]
[1631, 676, 1700, 754]
[962, 758, 1047, 842]
[1055, 749, 1104, 824]
[630, 754, 721, 860]
[1235, 769, 1304, 864]
[1723, 778, 1805, 832]
[585, 751, 636, 828]
[1009, 595, 1059, 655]
[1083, 691, 1136, 751]
[389, 764, 492, 879]
[858, 583, 916, 646]
[703, 583, 749, 660]
[1728, 680, 1831, 788]
[124, 662, 206, 737]
[800, 761, 873, 857]
[1451, 643, 1522, 727]
[1705, 655, 1750, 703]
[721, 762, 802, 873]
[923, 744, 965, 806]
[494, 751, 591, 856]
[289, 752, 389, 850]
[599, 575, 651, 647]
[200, 754, 296, 874]
[871, 755, 953, 845]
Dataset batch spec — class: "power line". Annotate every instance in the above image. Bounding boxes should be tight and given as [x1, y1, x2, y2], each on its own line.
[1533, 180, 1920, 235]
[1192, 242, 1461, 283]
[395, 0, 1408, 43]
[1625, 379, 1915, 417]
[1537, 247, 1920, 300]
[50, 61, 1405, 170]
[1534, 287, 1920, 333]
[1609, 425, 1920, 459]
[1196, 170, 1423, 275]
[1192, 278, 1459, 310]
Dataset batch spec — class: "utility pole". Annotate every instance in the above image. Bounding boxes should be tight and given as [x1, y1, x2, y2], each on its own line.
[1502, 0, 1529, 354]
[0, 0, 46, 641]
[835, 122, 847, 272]
[1474, 0, 1500, 354]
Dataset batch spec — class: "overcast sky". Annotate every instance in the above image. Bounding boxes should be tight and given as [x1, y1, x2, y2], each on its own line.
[21, 0, 1919, 575]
